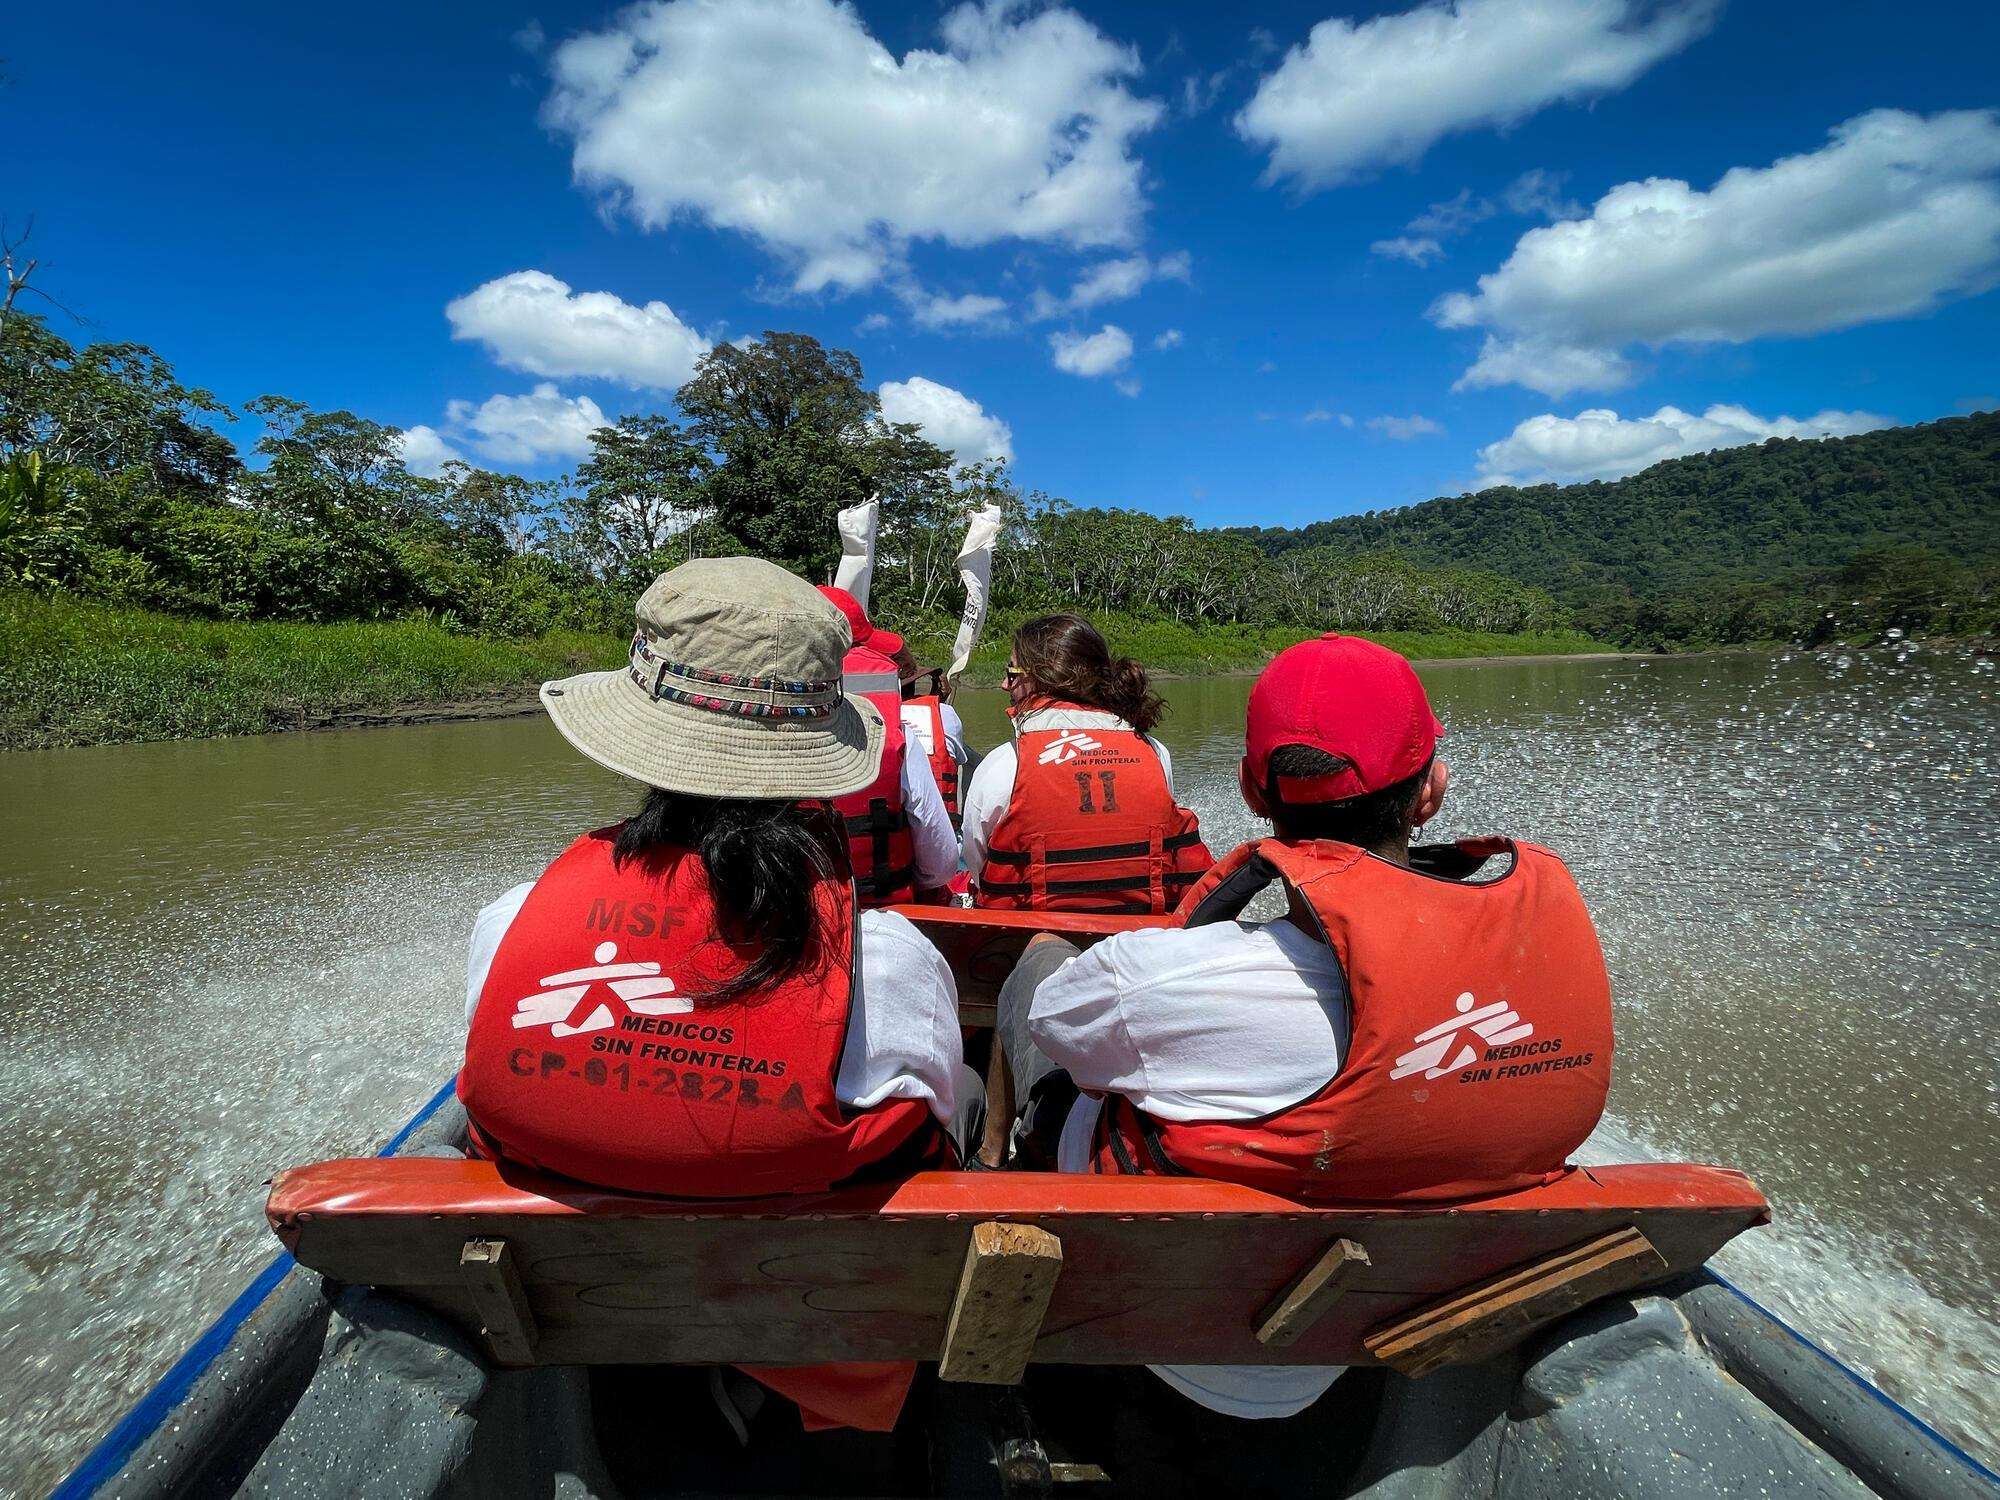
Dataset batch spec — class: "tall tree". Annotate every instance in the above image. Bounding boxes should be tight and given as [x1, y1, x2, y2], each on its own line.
[1, 316, 237, 494]
[245, 396, 425, 528]
[868, 423, 963, 614]
[676, 333, 879, 577]
[564, 414, 711, 583]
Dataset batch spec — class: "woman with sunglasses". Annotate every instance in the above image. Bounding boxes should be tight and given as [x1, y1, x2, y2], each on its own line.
[959, 613, 1213, 914]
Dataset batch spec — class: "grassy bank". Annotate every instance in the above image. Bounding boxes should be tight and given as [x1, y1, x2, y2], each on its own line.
[0, 591, 1611, 751]
[0, 591, 620, 750]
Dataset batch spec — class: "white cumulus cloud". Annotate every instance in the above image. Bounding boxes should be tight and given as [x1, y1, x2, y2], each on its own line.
[878, 377, 1014, 464]
[1368, 413, 1445, 440]
[1237, 0, 1717, 192]
[1050, 324, 1134, 377]
[446, 270, 711, 391]
[1476, 403, 1895, 485]
[897, 284, 1009, 329]
[397, 425, 466, 477]
[1455, 335, 1635, 397]
[1152, 327, 1184, 350]
[542, 0, 1164, 292]
[1031, 251, 1190, 319]
[445, 385, 611, 465]
[1437, 109, 2000, 395]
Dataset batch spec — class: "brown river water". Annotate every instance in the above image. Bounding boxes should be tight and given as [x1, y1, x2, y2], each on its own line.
[0, 648, 1995, 1491]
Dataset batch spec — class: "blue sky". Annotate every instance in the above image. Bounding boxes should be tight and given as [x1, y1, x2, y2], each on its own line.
[10, 0, 1999, 527]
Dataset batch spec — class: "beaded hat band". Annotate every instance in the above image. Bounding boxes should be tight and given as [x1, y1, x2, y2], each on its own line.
[628, 631, 840, 720]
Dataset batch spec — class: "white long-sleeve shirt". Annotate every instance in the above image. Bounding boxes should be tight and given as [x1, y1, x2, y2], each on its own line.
[896, 737, 960, 891]
[1030, 918, 1352, 1419]
[467, 889, 965, 1127]
[958, 706, 1175, 881]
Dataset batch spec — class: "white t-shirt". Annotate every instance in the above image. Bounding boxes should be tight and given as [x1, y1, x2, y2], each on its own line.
[467, 887, 965, 1128]
[1030, 918, 1352, 1419]
[958, 706, 1175, 881]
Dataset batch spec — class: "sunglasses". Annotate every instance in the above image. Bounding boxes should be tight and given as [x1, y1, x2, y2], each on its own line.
[1003, 665, 1025, 686]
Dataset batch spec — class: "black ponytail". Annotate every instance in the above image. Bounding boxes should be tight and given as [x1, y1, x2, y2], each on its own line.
[613, 790, 846, 1004]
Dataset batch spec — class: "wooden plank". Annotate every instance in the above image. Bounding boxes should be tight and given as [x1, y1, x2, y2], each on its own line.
[938, 1222, 1064, 1384]
[1362, 1225, 1668, 1378]
[976, 1032, 1015, 1168]
[460, 1238, 538, 1365]
[269, 1161, 1765, 1370]
[1256, 1237, 1370, 1347]
[887, 905, 1165, 1022]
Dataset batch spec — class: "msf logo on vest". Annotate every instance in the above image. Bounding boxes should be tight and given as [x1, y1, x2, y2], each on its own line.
[1390, 992, 1533, 1081]
[510, 941, 692, 1037]
[1038, 730, 1103, 766]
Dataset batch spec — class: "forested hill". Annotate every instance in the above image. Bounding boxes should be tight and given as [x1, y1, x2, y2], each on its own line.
[1234, 411, 2000, 643]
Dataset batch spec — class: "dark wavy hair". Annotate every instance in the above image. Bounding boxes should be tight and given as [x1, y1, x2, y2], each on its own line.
[612, 790, 847, 1004]
[1012, 613, 1165, 735]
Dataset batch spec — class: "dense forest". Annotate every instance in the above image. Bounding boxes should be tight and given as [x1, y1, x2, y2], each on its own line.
[1235, 413, 2000, 645]
[0, 313, 1564, 647]
[2, 300, 1990, 654]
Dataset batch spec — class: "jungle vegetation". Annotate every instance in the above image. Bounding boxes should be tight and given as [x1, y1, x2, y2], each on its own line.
[0, 315, 1572, 648]
[1234, 412, 2000, 646]
[3, 306, 1989, 679]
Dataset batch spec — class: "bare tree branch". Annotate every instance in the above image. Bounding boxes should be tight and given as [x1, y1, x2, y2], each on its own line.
[0, 219, 83, 333]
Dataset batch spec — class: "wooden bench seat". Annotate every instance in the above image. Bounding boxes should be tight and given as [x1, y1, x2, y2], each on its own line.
[267, 1159, 1768, 1382]
[884, 904, 1165, 1026]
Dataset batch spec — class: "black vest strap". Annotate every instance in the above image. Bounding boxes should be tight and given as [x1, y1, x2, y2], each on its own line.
[844, 798, 912, 894]
[981, 828, 1207, 868]
[1097, 1095, 1194, 1176]
[1184, 848, 1285, 926]
[975, 870, 1204, 900]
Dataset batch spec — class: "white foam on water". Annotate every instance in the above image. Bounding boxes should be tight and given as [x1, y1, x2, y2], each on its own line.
[2, 654, 1995, 1489]
[1582, 1115, 1999, 1467]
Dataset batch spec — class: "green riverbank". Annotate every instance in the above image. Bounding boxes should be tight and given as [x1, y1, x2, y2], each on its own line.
[920, 612, 1611, 685]
[0, 591, 1610, 751]
[0, 592, 620, 750]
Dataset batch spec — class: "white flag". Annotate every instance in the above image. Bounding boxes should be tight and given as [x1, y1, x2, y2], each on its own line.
[949, 504, 1005, 680]
[831, 498, 879, 609]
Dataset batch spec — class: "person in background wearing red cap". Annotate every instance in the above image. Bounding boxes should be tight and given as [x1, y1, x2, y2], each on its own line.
[992, 633, 1613, 1450]
[817, 586, 959, 906]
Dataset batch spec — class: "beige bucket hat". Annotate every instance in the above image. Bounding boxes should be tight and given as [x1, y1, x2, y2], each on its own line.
[540, 556, 885, 800]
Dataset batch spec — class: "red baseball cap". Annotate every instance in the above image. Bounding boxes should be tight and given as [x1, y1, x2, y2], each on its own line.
[1246, 634, 1444, 803]
[816, 586, 904, 658]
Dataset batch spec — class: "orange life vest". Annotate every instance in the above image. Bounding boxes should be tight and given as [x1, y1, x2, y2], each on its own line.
[458, 825, 947, 1198]
[975, 702, 1212, 914]
[1094, 837, 1613, 1202]
[835, 646, 917, 906]
[903, 693, 962, 826]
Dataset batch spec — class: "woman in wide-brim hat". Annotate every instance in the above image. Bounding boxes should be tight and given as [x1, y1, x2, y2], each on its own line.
[458, 556, 969, 1435]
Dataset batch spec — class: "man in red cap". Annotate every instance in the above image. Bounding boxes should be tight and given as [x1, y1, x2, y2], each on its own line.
[992, 633, 1613, 1436]
[817, 586, 959, 904]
